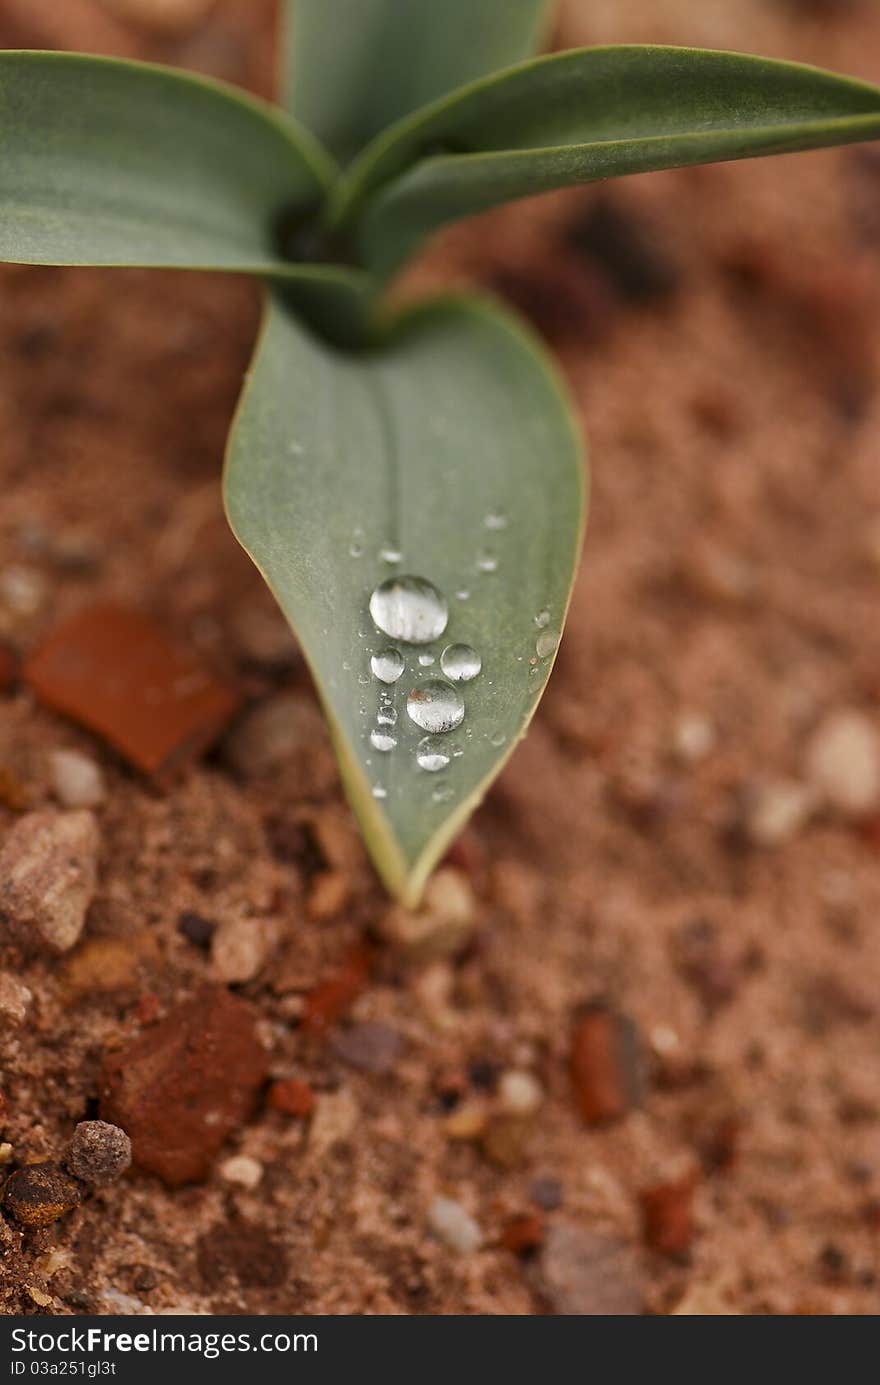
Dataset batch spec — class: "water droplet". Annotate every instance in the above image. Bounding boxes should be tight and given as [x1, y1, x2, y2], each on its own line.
[369, 575, 448, 644]
[483, 511, 507, 531]
[535, 609, 551, 629]
[477, 553, 497, 574]
[377, 701, 398, 727]
[370, 647, 405, 684]
[536, 630, 559, 659]
[440, 644, 481, 682]
[349, 533, 364, 558]
[406, 679, 464, 733]
[489, 730, 506, 748]
[357, 673, 369, 685]
[370, 729, 397, 752]
[432, 784, 454, 803]
[418, 653, 435, 667]
[455, 589, 470, 602]
[416, 736, 450, 772]
[372, 784, 387, 799]
[379, 545, 402, 564]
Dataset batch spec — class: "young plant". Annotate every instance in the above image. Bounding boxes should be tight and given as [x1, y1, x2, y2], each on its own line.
[4, 1, 880, 903]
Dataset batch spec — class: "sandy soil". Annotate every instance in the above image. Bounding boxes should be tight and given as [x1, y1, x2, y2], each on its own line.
[1, 0, 880, 1315]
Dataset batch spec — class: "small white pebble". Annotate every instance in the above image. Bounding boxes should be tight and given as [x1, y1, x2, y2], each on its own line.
[49, 749, 105, 809]
[218, 1154, 263, 1190]
[672, 712, 716, 764]
[210, 918, 275, 985]
[805, 709, 880, 817]
[498, 1069, 543, 1117]
[427, 1196, 482, 1254]
[650, 1025, 680, 1055]
[744, 778, 816, 847]
[0, 565, 46, 616]
[0, 1144, 13, 1165]
[0, 972, 32, 1028]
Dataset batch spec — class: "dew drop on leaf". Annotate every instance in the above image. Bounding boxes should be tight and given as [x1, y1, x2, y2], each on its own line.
[416, 736, 451, 772]
[432, 785, 454, 803]
[489, 730, 506, 747]
[477, 553, 498, 574]
[372, 784, 387, 799]
[440, 644, 481, 682]
[379, 545, 402, 564]
[406, 679, 465, 733]
[418, 653, 435, 666]
[535, 609, 551, 628]
[483, 511, 507, 531]
[536, 630, 559, 659]
[370, 729, 397, 752]
[370, 647, 405, 684]
[369, 575, 448, 644]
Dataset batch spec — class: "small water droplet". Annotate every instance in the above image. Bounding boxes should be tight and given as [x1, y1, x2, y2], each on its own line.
[370, 729, 397, 752]
[440, 644, 481, 682]
[357, 673, 369, 685]
[477, 553, 497, 574]
[432, 784, 454, 803]
[483, 511, 507, 531]
[372, 784, 387, 799]
[536, 630, 559, 659]
[406, 679, 465, 733]
[418, 653, 435, 667]
[455, 589, 470, 602]
[342, 660, 351, 672]
[379, 545, 402, 564]
[377, 701, 398, 728]
[370, 647, 405, 684]
[490, 730, 506, 747]
[349, 532, 364, 558]
[535, 608, 551, 628]
[288, 440, 305, 456]
[369, 575, 448, 644]
[416, 736, 450, 772]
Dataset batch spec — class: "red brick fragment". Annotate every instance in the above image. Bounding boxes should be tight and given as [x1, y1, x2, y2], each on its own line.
[570, 1001, 642, 1125]
[266, 1078, 315, 1119]
[24, 604, 238, 784]
[302, 943, 372, 1035]
[0, 642, 17, 694]
[499, 1214, 544, 1255]
[638, 1172, 698, 1258]
[99, 987, 267, 1187]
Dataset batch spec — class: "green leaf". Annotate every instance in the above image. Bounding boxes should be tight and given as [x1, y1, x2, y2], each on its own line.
[332, 45, 880, 277]
[280, 0, 552, 164]
[224, 291, 585, 904]
[0, 50, 335, 275]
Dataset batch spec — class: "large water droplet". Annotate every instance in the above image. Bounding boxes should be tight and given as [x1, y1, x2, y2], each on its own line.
[416, 736, 450, 772]
[369, 575, 448, 645]
[406, 679, 464, 733]
[440, 644, 481, 682]
[536, 630, 559, 659]
[370, 647, 405, 684]
[370, 729, 397, 752]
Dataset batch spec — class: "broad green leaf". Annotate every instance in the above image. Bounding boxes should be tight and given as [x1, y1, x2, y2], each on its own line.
[280, 0, 553, 164]
[224, 292, 585, 904]
[331, 45, 880, 277]
[0, 50, 335, 275]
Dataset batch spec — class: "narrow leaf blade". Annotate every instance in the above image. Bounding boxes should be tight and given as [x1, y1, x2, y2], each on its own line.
[281, 0, 552, 163]
[224, 292, 585, 903]
[334, 45, 880, 276]
[0, 50, 333, 274]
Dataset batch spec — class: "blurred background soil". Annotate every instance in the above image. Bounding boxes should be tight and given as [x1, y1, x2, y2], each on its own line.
[1, 0, 880, 1314]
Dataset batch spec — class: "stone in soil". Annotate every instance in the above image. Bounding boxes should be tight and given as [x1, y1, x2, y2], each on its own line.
[379, 868, 477, 962]
[223, 691, 326, 780]
[805, 709, 880, 817]
[48, 748, 105, 809]
[0, 808, 100, 953]
[426, 1196, 482, 1254]
[638, 1172, 698, 1258]
[3, 1163, 82, 1228]
[64, 1120, 131, 1188]
[0, 972, 32, 1028]
[24, 604, 238, 784]
[743, 777, 816, 847]
[98, 987, 268, 1187]
[570, 1001, 643, 1125]
[332, 1022, 403, 1075]
[528, 1224, 643, 1315]
[210, 916, 277, 985]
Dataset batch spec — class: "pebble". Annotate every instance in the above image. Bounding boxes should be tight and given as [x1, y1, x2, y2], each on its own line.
[218, 1154, 263, 1190]
[380, 868, 477, 962]
[498, 1070, 543, 1117]
[3, 1163, 82, 1228]
[0, 809, 100, 952]
[805, 709, 880, 816]
[530, 1177, 563, 1211]
[427, 1196, 482, 1254]
[570, 1002, 643, 1125]
[528, 1224, 643, 1315]
[308, 1089, 359, 1157]
[266, 1078, 315, 1119]
[99, 987, 268, 1187]
[210, 917, 276, 985]
[332, 1022, 403, 1075]
[671, 711, 716, 764]
[177, 911, 216, 948]
[223, 692, 325, 779]
[49, 749, 105, 809]
[64, 1120, 131, 1187]
[306, 870, 350, 921]
[638, 1172, 697, 1258]
[481, 1113, 535, 1169]
[0, 972, 32, 1028]
[743, 777, 816, 846]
